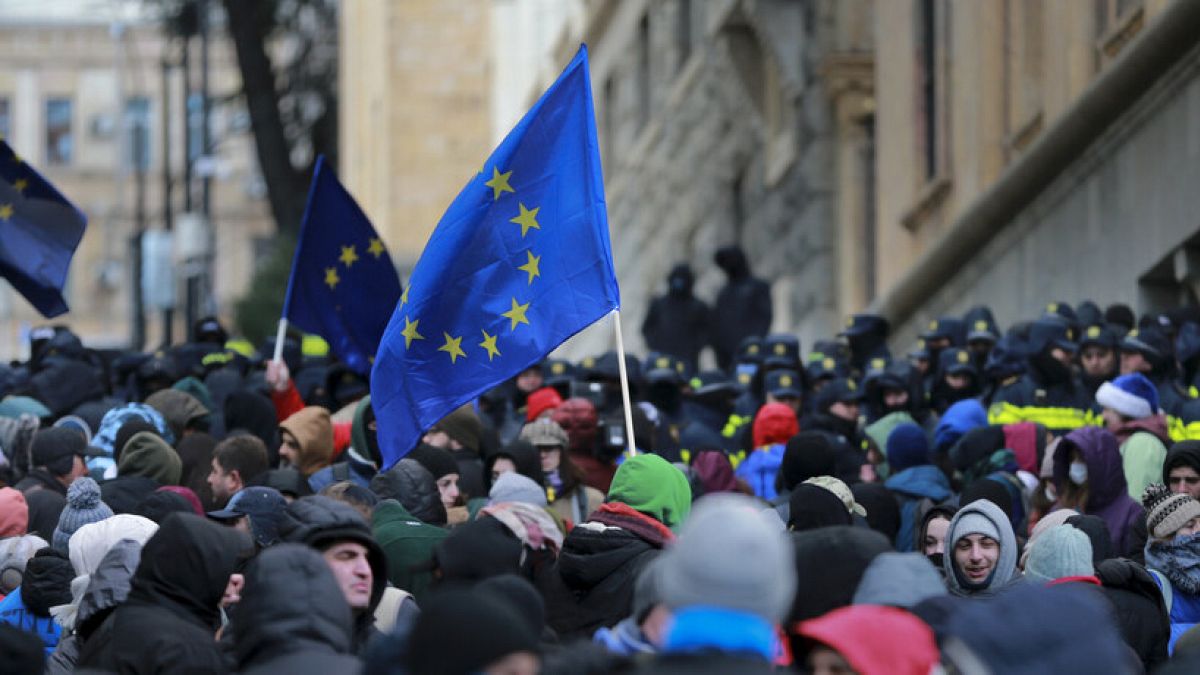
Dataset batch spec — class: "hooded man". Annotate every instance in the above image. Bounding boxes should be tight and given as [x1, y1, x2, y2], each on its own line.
[308, 396, 381, 493]
[943, 499, 1022, 597]
[641, 263, 711, 374]
[1097, 373, 1171, 499]
[75, 513, 252, 672]
[541, 454, 691, 639]
[277, 496, 388, 654]
[710, 246, 772, 370]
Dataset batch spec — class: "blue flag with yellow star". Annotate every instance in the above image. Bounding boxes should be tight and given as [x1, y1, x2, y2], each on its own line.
[371, 44, 619, 468]
[0, 139, 86, 318]
[283, 155, 402, 375]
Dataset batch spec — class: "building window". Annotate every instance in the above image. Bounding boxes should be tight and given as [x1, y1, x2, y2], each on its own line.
[45, 98, 73, 165]
[125, 97, 151, 171]
[861, 115, 877, 301]
[603, 76, 616, 171]
[676, 0, 692, 72]
[1003, 0, 1043, 153]
[917, 0, 939, 180]
[187, 92, 204, 162]
[637, 14, 651, 131]
[0, 99, 10, 140]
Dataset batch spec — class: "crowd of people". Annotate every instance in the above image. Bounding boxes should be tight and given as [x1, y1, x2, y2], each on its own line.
[4, 247, 1200, 672]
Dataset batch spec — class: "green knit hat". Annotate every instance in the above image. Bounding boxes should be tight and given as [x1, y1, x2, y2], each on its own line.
[607, 454, 692, 531]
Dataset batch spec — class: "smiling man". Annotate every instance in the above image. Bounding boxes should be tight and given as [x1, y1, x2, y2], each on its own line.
[943, 499, 1021, 597]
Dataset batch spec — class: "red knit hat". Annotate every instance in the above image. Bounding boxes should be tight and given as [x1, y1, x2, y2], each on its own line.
[0, 488, 28, 537]
[526, 387, 564, 422]
[752, 402, 799, 448]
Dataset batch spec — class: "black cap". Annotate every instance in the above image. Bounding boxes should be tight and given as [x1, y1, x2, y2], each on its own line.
[765, 369, 802, 398]
[208, 486, 287, 521]
[1043, 301, 1078, 329]
[30, 427, 103, 468]
[1079, 324, 1118, 350]
[542, 359, 576, 387]
[938, 347, 977, 376]
[921, 316, 965, 344]
[823, 378, 864, 404]
[964, 306, 1000, 343]
[737, 336, 765, 364]
[644, 353, 685, 384]
[806, 355, 846, 382]
[1121, 325, 1173, 363]
[861, 356, 892, 387]
[1029, 316, 1078, 354]
[689, 370, 742, 398]
[762, 334, 801, 369]
[839, 313, 890, 339]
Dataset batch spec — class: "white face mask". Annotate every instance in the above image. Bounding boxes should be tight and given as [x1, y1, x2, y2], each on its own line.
[1069, 461, 1088, 486]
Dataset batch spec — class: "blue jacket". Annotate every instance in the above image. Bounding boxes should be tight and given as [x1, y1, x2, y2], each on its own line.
[1149, 571, 1200, 654]
[0, 587, 61, 656]
[885, 465, 952, 552]
[307, 447, 376, 493]
[736, 444, 785, 500]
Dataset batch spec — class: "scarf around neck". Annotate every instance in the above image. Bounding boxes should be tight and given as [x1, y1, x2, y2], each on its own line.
[1146, 533, 1200, 595]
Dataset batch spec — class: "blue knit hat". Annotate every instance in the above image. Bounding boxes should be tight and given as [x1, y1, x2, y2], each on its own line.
[886, 422, 931, 472]
[1024, 525, 1094, 585]
[1096, 372, 1160, 420]
[52, 477, 114, 554]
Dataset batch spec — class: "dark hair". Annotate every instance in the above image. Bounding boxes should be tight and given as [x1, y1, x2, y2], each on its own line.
[213, 435, 270, 485]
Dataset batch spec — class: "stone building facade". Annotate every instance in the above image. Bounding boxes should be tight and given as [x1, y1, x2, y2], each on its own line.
[0, 2, 272, 357]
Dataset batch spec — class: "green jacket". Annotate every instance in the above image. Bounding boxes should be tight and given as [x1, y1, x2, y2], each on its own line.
[1120, 430, 1168, 500]
[372, 499, 447, 604]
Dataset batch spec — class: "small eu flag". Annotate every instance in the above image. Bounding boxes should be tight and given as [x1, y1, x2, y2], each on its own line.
[0, 140, 86, 318]
[371, 45, 619, 468]
[283, 156, 402, 375]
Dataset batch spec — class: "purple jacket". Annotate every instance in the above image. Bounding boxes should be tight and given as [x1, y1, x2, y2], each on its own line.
[1054, 426, 1145, 557]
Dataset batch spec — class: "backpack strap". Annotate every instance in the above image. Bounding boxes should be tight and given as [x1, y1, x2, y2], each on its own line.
[1149, 568, 1174, 616]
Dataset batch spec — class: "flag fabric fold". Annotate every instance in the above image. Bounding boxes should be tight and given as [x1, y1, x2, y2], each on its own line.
[372, 44, 619, 469]
[0, 140, 87, 318]
[283, 155, 403, 375]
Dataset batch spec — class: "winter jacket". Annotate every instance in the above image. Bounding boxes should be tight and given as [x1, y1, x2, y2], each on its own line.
[76, 513, 251, 673]
[709, 247, 772, 370]
[0, 587, 60, 656]
[1148, 570, 1200, 655]
[989, 356, 1093, 434]
[100, 475, 161, 515]
[735, 443, 785, 500]
[1054, 427, 1146, 557]
[541, 504, 672, 639]
[372, 499, 447, 604]
[641, 266, 711, 373]
[1097, 557, 1170, 671]
[277, 496, 388, 654]
[232, 544, 361, 674]
[46, 539, 142, 675]
[369, 458, 447, 527]
[885, 465, 952, 552]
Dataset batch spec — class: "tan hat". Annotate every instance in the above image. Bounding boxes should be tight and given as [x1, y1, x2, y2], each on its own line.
[520, 418, 569, 448]
[803, 476, 867, 517]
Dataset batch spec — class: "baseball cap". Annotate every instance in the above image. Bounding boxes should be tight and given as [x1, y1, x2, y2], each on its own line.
[803, 476, 868, 517]
[208, 486, 288, 522]
[765, 370, 802, 398]
[519, 418, 569, 448]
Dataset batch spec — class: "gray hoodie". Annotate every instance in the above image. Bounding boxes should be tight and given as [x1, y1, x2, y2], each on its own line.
[943, 499, 1023, 597]
[852, 552, 947, 608]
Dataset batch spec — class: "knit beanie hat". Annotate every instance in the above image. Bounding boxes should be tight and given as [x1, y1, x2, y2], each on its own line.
[1143, 483, 1200, 540]
[780, 432, 837, 490]
[952, 509, 1001, 546]
[52, 477, 114, 554]
[433, 404, 482, 454]
[1024, 525, 1095, 584]
[886, 423, 931, 472]
[0, 488, 28, 537]
[525, 387, 563, 422]
[118, 431, 182, 485]
[657, 493, 796, 623]
[488, 472, 547, 507]
[751, 402, 799, 449]
[1096, 373, 1160, 419]
[407, 444, 459, 480]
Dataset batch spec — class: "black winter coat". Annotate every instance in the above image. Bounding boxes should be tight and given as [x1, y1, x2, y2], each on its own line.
[1097, 558, 1170, 672]
[540, 523, 660, 639]
[76, 513, 251, 674]
[232, 544, 361, 674]
[369, 458, 447, 526]
[641, 291, 710, 373]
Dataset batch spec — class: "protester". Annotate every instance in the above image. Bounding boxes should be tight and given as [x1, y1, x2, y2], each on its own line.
[943, 499, 1022, 597]
[1143, 482, 1200, 653]
[794, 605, 940, 675]
[1053, 426, 1146, 557]
[1097, 372, 1171, 498]
[207, 434, 270, 509]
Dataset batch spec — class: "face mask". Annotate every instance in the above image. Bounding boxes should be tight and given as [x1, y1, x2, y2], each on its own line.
[926, 552, 944, 569]
[1044, 485, 1057, 502]
[1069, 461, 1088, 486]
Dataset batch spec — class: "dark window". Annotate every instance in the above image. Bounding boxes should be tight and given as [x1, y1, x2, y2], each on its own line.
[125, 97, 151, 171]
[861, 115, 877, 301]
[637, 14, 651, 130]
[46, 98, 73, 165]
[677, 0, 692, 71]
[918, 0, 938, 180]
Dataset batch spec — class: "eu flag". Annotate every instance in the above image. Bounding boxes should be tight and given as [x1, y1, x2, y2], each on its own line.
[283, 156, 402, 375]
[371, 45, 619, 468]
[0, 140, 86, 318]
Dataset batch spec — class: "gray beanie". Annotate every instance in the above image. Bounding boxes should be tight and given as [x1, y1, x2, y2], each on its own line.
[52, 478, 113, 554]
[656, 493, 796, 623]
[488, 472, 548, 507]
[852, 552, 947, 608]
[1024, 525, 1094, 585]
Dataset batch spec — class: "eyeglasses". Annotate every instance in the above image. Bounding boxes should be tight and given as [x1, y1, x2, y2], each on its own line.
[1169, 476, 1200, 485]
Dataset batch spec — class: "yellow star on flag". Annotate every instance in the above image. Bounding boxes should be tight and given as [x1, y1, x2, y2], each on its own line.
[517, 250, 541, 284]
[501, 297, 531, 331]
[13, 179, 27, 194]
[339, 245, 359, 268]
[484, 167, 514, 201]
[510, 203, 540, 237]
[368, 237, 385, 258]
[400, 316, 424, 348]
[324, 267, 340, 289]
[479, 330, 501, 361]
[0, 204, 12, 221]
[400, 285, 409, 308]
[438, 332, 466, 363]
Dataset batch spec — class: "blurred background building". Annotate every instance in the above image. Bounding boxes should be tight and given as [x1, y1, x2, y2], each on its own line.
[2, 0, 1200, 363]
